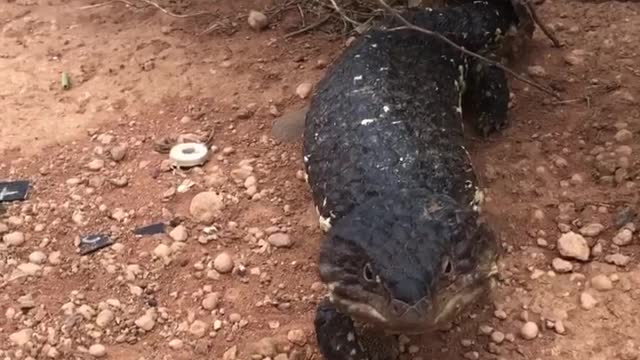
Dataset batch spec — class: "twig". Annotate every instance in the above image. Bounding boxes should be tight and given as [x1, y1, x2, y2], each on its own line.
[297, 4, 307, 27]
[284, 15, 331, 38]
[523, 0, 561, 47]
[378, 0, 560, 99]
[551, 96, 590, 108]
[78, 0, 134, 10]
[137, 0, 212, 18]
[198, 22, 223, 36]
[328, 0, 363, 27]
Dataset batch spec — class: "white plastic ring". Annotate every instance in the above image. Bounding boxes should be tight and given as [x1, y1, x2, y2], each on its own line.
[169, 142, 209, 167]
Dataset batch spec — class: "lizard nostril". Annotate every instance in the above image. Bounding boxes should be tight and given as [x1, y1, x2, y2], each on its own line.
[390, 299, 409, 316]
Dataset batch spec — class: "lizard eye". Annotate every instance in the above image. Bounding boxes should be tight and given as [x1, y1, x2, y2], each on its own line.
[363, 263, 375, 282]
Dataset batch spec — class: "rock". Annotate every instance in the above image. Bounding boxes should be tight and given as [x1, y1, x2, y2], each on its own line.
[135, 314, 155, 331]
[49, 251, 62, 265]
[605, 253, 631, 266]
[169, 225, 188, 242]
[17, 263, 41, 276]
[96, 309, 115, 328]
[491, 331, 505, 344]
[28, 251, 46, 264]
[153, 244, 172, 258]
[168, 339, 184, 350]
[189, 320, 207, 338]
[563, 49, 585, 65]
[591, 274, 613, 291]
[189, 191, 224, 224]
[578, 223, 605, 237]
[580, 292, 597, 310]
[296, 83, 313, 99]
[612, 228, 633, 246]
[248, 10, 268, 31]
[109, 145, 127, 161]
[17, 294, 35, 310]
[614, 207, 636, 228]
[267, 233, 294, 248]
[520, 322, 539, 340]
[87, 159, 105, 171]
[614, 129, 633, 143]
[494, 310, 507, 320]
[202, 292, 220, 310]
[3, 231, 25, 246]
[557, 232, 590, 261]
[9, 329, 33, 346]
[89, 344, 107, 358]
[214, 252, 233, 273]
[287, 329, 306, 345]
[552, 258, 573, 273]
[527, 65, 547, 77]
[223, 346, 238, 360]
[251, 337, 278, 357]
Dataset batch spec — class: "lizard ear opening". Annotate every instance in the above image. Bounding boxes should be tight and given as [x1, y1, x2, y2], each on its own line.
[363, 263, 375, 282]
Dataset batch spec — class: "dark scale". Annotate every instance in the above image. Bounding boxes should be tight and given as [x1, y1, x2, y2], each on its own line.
[302, 1, 529, 359]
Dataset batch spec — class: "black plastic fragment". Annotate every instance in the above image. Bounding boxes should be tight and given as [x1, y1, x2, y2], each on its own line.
[0, 180, 30, 202]
[79, 234, 113, 255]
[133, 222, 166, 236]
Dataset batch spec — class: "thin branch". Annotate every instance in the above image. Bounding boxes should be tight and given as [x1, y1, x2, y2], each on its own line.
[81, 0, 214, 18]
[78, 0, 135, 10]
[137, 0, 213, 18]
[523, 0, 561, 47]
[284, 15, 331, 38]
[328, 0, 363, 27]
[378, 0, 560, 99]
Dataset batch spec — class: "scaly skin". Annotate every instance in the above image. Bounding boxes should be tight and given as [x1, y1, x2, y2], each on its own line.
[302, 1, 526, 359]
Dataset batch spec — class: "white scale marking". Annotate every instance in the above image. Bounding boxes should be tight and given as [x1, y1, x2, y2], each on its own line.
[0, 186, 19, 201]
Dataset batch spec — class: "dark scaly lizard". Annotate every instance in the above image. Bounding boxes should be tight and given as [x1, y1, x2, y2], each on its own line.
[302, 1, 529, 359]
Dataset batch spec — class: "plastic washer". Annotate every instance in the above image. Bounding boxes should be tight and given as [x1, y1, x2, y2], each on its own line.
[169, 142, 209, 167]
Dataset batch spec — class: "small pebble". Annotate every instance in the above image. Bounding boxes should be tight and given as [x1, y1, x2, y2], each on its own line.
[557, 232, 590, 261]
[491, 331, 505, 344]
[168, 339, 184, 350]
[267, 233, 294, 248]
[89, 344, 107, 358]
[520, 322, 539, 340]
[578, 223, 604, 237]
[214, 252, 234, 273]
[552, 258, 573, 273]
[3, 231, 25, 246]
[612, 228, 633, 246]
[580, 292, 597, 310]
[591, 274, 613, 291]
[169, 225, 188, 242]
[248, 10, 269, 31]
[296, 83, 313, 99]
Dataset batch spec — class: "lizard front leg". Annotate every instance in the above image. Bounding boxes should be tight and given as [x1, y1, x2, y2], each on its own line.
[463, 58, 511, 137]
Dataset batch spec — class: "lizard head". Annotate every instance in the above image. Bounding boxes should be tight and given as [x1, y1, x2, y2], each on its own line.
[318, 191, 499, 333]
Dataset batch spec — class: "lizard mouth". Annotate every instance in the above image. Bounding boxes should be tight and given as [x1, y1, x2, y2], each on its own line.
[323, 257, 499, 334]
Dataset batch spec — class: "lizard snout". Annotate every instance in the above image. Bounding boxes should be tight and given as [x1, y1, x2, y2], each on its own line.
[389, 297, 431, 320]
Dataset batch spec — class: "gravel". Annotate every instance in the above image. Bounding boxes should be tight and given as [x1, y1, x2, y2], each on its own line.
[190, 191, 225, 224]
[89, 344, 107, 357]
[214, 252, 234, 273]
[557, 232, 590, 261]
[520, 322, 539, 340]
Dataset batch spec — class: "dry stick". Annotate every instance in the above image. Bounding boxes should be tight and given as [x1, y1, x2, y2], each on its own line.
[523, 0, 561, 47]
[285, 15, 332, 38]
[378, 0, 559, 99]
[329, 0, 363, 27]
[78, 0, 135, 10]
[137, 0, 212, 18]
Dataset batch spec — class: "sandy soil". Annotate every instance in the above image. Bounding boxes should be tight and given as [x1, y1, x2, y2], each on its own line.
[1, 0, 639, 359]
